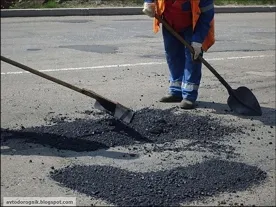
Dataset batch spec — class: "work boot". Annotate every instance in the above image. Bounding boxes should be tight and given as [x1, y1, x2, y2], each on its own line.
[159, 94, 182, 103]
[179, 99, 195, 109]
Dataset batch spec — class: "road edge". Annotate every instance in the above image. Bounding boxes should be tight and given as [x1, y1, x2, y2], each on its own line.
[1, 6, 276, 17]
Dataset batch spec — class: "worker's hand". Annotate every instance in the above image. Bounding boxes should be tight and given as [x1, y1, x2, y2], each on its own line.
[142, 2, 155, 18]
[191, 42, 203, 61]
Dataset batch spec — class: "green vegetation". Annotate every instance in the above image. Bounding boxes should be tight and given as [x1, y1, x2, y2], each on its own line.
[43, 0, 59, 8]
[215, 0, 275, 5]
[7, 0, 276, 9]
[10, 0, 60, 9]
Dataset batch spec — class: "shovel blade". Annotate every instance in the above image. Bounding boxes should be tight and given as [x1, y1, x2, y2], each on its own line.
[94, 100, 135, 123]
[227, 86, 262, 116]
[113, 103, 135, 124]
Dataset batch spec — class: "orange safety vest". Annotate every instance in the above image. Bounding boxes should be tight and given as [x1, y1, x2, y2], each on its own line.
[153, 0, 215, 51]
[163, 0, 193, 32]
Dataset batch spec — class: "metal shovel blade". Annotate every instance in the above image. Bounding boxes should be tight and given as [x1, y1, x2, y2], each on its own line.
[94, 100, 135, 123]
[227, 86, 262, 116]
[113, 103, 135, 124]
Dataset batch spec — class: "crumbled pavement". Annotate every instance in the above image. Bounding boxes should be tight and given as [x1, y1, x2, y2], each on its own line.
[1, 107, 242, 155]
[1, 107, 272, 206]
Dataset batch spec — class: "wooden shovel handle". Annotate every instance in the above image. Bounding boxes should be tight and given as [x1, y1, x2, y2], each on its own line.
[1, 55, 116, 104]
[155, 14, 234, 94]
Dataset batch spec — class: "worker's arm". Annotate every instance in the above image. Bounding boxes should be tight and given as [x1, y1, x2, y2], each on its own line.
[192, 0, 215, 44]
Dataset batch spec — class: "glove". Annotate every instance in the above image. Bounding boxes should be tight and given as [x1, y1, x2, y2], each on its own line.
[191, 42, 203, 61]
[142, 2, 155, 18]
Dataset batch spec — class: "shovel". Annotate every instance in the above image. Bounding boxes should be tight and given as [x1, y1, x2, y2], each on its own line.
[1, 55, 135, 123]
[155, 14, 262, 116]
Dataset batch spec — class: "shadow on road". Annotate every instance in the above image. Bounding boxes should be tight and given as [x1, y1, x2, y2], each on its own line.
[0, 129, 141, 160]
[1, 107, 243, 158]
[196, 101, 276, 126]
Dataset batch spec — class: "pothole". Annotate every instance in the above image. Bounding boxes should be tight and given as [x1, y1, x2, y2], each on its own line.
[1, 107, 242, 154]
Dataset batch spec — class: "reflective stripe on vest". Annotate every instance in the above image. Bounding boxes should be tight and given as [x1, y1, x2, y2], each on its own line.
[200, 3, 214, 13]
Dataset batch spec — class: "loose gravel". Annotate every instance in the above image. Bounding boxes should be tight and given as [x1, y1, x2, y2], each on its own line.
[1, 108, 242, 153]
[50, 159, 267, 206]
[1, 108, 268, 206]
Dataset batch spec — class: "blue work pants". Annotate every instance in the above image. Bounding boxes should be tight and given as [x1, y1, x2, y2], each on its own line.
[162, 25, 202, 102]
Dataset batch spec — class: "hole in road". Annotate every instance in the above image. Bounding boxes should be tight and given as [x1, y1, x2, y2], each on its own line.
[1, 108, 242, 154]
[58, 45, 118, 54]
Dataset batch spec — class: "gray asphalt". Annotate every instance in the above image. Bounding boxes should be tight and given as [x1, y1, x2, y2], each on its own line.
[1, 6, 275, 17]
[1, 13, 275, 206]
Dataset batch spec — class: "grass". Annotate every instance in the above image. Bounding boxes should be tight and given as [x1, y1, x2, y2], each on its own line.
[44, 0, 59, 8]
[11, 0, 60, 9]
[215, 0, 275, 5]
[9, 0, 276, 9]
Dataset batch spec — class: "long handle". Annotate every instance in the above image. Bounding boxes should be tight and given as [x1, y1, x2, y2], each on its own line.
[155, 14, 234, 94]
[1, 55, 116, 104]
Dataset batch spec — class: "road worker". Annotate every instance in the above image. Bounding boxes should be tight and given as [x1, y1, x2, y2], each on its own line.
[143, 0, 215, 109]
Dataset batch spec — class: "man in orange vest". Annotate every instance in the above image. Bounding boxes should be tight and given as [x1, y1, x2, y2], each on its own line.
[143, 0, 215, 109]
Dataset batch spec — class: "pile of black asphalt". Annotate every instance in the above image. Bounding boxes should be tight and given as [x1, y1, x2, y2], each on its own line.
[0, 107, 242, 153]
[1, 107, 267, 206]
[50, 159, 267, 206]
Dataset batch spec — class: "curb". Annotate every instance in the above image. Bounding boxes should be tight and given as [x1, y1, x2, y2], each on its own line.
[1, 6, 275, 18]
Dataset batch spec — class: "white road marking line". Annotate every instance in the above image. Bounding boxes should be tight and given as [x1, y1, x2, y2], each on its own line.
[246, 71, 275, 77]
[1, 54, 274, 75]
[1, 62, 165, 75]
[226, 55, 270, 60]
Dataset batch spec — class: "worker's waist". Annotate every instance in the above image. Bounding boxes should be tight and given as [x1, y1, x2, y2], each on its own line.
[162, 11, 192, 31]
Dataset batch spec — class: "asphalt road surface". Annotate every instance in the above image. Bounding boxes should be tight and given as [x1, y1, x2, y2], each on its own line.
[1, 13, 275, 206]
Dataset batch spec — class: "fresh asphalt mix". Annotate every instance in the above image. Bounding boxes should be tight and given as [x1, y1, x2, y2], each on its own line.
[1, 9, 276, 207]
[1, 108, 270, 206]
[2, 108, 241, 153]
[50, 160, 266, 206]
